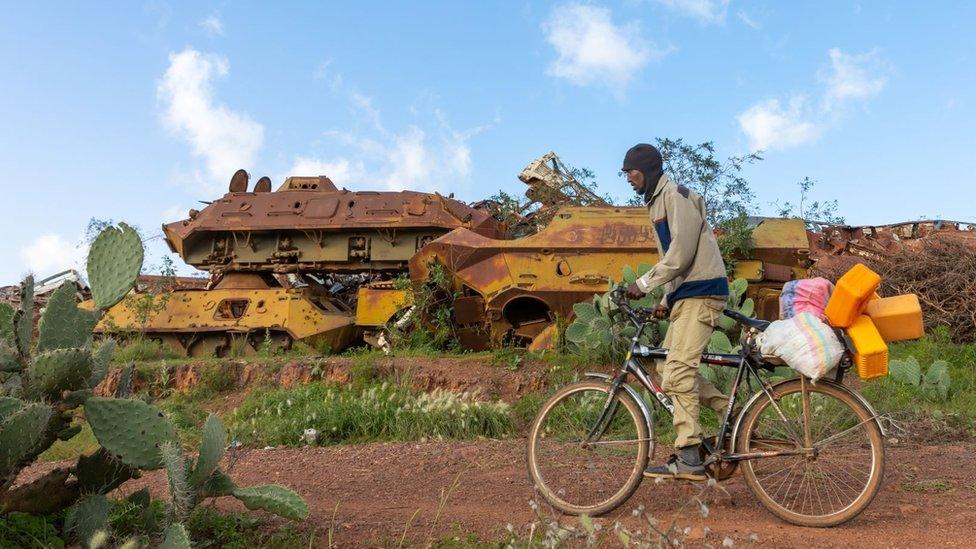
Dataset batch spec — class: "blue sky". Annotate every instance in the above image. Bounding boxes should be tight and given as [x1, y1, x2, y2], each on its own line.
[1, 1, 974, 283]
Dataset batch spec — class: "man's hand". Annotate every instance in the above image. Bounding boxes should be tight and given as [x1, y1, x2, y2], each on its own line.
[653, 305, 670, 319]
[625, 282, 644, 300]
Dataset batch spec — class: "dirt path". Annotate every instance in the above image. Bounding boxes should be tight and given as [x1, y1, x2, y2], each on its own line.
[121, 439, 974, 547]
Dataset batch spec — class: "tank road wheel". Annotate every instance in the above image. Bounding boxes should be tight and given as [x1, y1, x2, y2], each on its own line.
[187, 334, 231, 358]
[247, 330, 293, 355]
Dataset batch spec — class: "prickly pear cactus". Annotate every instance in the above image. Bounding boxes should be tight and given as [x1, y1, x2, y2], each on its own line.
[85, 397, 178, 470]
[87, 222, 144, 310]
[37, 283, 100, 352]
[0, 224, 310, 546]
[14, 275, 34, 358]
[26, 348, 93, 401]
[231, 485, 310, 521]
[0, 304, 15, 346]
[0, 402, 53, 477]
[189, 413, 226, 488]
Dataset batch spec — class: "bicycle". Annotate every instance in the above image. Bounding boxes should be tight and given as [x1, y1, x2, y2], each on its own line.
[526, 287, 886, 527]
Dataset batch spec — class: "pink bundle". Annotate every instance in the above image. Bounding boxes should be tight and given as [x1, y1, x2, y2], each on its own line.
[780, 278, 834, 321]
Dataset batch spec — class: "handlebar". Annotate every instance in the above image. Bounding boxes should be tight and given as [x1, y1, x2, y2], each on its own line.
[610, 285, 770, 332]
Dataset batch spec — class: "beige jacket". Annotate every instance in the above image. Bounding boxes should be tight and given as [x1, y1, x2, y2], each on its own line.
[635, 174, 729, 307]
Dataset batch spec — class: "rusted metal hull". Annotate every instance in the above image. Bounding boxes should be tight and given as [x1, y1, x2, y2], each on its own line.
[93, 274, 359, 356]
[408, 206, 659, 349]
[164, 186, 502, 274]
[101, 173, 504, 356]
[730, 217, 813, 320]
[406, 212, 815, 351]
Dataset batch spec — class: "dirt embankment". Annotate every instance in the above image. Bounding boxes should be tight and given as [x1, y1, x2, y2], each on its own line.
[112, 440, 974, 547]
[95, 355, 571, 403]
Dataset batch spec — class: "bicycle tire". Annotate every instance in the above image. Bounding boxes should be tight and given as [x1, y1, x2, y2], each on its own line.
[735, 379, 885, 527]
[526, 380, 651, 516]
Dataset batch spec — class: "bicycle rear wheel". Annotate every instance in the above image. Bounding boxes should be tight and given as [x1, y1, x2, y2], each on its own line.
[527, 380, 650, 516]
[736, 379, 885, 527]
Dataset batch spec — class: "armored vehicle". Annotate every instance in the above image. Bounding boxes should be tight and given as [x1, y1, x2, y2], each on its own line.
[94, 171, 501, 356]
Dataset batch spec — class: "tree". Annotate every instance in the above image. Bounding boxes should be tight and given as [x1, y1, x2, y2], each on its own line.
[656, 138, 763, 226]
[774, 176, 845, 227]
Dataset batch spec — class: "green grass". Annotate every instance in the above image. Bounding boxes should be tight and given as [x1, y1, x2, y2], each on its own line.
[227, 381, 515, 447]
[5, 501, 313, 549]
[39, 422, 99, 462]
[112, 337, 183, 363]
[902, 479, 954, 493]
[0, 512, 65, 549]
[858, 331, 976, 437]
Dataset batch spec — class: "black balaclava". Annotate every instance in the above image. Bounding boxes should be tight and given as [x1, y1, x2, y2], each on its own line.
[622, 143, 664, 204]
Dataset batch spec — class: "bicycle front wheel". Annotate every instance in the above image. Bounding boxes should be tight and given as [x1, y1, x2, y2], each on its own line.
[527, 380, 651, 516]
[736, 379, 885, 527]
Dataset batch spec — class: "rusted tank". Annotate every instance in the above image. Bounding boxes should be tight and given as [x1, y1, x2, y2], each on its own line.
[163, 174, 501, 273]
[730, 217, 813, 319]
[407, 206, 657, 350]
[398, 213, 814, 352]
[94, 171, 502, 356]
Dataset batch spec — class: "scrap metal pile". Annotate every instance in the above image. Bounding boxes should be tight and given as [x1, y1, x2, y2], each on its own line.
[810, 220, 976, 342]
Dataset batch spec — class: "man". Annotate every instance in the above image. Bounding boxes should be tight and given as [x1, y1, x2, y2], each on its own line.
[622, 143, 730, 481]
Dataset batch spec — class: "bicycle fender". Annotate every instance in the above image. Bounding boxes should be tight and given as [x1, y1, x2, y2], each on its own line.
[730, 378, 886, 452]
[584, 372, 654, 433]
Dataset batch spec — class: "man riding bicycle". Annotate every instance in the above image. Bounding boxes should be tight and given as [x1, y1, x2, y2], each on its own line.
[622, 143, 731, 481]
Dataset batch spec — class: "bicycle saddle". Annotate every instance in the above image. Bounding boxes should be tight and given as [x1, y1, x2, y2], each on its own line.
[723, 309, 770, 331]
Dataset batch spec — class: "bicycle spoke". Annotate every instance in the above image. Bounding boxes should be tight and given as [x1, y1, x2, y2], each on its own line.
[742, 381, 883, 523]
[530, 383, 648, 514]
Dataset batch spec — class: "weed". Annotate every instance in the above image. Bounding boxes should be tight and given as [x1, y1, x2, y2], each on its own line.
[185, 507, 315, 549]
[113, 337, 183, 363]
[227, 381, 515, 447]
[902, 479, 953, 493]
[0, 512, 64, 549]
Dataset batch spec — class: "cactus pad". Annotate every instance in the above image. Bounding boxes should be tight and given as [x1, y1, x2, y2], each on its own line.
[85, 397, 177, 469]
[232, 484, 309, 520]
[15, 275, 34, 357]
[0, 396, 23, 421]
[0, 303, 14, 346]
[87, 223, 144, 310]
[37, 283, 100, 352]
[190, 413, 226, 488]
[0, 402, 53, 476]
[26, 348, 93, 401]
[201, 469, 236, 497]
[89, 339, 116, 388]
[0, 341, 20, 373]
[162, 523, 191, 549]
[75, 447, 135, 494]
[66, 494, 109, 549]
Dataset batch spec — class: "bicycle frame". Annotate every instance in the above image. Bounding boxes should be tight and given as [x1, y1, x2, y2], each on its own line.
[585, 291, 851, 466]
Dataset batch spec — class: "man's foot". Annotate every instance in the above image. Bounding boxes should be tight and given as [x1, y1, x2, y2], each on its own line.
[644, 445, 708, 481]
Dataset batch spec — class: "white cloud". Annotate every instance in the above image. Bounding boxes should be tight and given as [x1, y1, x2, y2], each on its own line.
[737, 97, 821, 151]
[157, 48, 264, 193]
[19, 234, 85, 278]
[736, 10, 761, 29]
[199, 15, 224, 37]
[655, 0, 729, 24]
[161, 205, 191, 222]
[285, 95, 490, 194]
[286, 157, 367, 186]
[821, 48, 887, 111]
[543, 4, 667, 90]
[737, 48, 889, 152]
[313, 58, 343, 90]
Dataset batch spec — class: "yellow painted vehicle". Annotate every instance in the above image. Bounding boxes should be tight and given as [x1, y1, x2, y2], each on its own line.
[93, 171, 501, 356]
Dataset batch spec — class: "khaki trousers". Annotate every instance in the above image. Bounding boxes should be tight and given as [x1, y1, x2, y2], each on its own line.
[657, 297, 728, 448]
